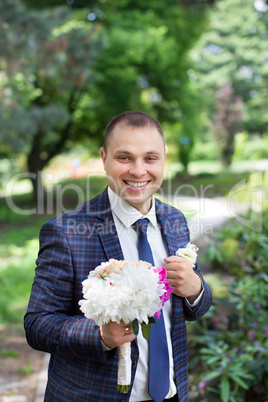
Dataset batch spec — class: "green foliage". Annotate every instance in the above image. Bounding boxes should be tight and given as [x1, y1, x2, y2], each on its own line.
[0, 239, 38, 323]
[18, 362, 34, 375]
[1, 0, 213, 199]
[190, 0, 268, 163]
[0, 175, 108, 324]
[161, 170, 253, 198]
[233, 133, 268, 161]
[213, 83, 243, 166]
[202, 207, 268, 277]
[0, 349, 20, 358]
[191, 139, 221, 162]
[189, 205, 268, 401]
[0, 0, 101, 199]
[188, 276, 268, 401]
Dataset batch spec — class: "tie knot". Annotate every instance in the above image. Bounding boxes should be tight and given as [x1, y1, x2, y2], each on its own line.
[132, 218, 149, 235]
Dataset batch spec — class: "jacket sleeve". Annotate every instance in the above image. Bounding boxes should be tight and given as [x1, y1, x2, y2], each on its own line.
[179, 212, 212, 321]
[182, 261, 212, 321]
[24, 221, 116, 363]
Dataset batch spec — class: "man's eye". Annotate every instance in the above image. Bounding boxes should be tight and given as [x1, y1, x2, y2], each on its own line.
[118, 156, 129, 161]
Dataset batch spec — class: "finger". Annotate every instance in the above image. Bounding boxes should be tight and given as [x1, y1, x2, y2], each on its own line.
[164, 256, 185, 263]
[165, 263, 179, 272]
[165, 262, 186, 272]
[122, 323, 133, 335]
[165, 269, 178, 279]
[124, 326, 133, 336]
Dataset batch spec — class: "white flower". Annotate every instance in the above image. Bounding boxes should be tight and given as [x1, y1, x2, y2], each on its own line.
[175, 242, 199, 267]
[79, 261, 165, 326]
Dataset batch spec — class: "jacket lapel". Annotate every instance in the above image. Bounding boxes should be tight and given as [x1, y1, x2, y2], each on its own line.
[95, 188, 124, 261]
[155, 198, 189, 256]
[155, 199, 186, 327]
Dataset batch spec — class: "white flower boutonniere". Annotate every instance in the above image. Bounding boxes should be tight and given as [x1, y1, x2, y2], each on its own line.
[175, 242, 199, 267]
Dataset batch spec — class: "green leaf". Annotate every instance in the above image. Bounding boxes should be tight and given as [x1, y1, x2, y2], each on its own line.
[206, 356, 220, 365]
[204, 370, 222, 381]
[228, 374, 249, 390]
[220, 377, 230, 402]
[132, 319, 139, 336]
[149, 317, 156, 324]
[141, 322, 151, 341]
[117, 384, 130, 393]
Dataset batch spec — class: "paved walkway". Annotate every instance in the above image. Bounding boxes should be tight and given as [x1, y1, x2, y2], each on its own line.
[177, 196, 250, 240]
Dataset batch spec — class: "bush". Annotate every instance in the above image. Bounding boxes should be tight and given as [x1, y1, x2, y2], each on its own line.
[233, 133, 268, 162]
[191, 140, 221, 162]
[188, 277, 268, 401]
[202, 208, 268, 277]
[188, 206, 268, 401]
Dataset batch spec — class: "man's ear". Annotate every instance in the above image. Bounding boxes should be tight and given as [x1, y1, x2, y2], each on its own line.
[100, 147, 107, 171]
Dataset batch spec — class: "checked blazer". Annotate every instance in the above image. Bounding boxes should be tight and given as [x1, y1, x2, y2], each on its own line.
[24, 187, 212, 402]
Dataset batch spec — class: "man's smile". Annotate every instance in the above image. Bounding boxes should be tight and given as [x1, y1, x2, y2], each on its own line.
[124, 181, 150, 188]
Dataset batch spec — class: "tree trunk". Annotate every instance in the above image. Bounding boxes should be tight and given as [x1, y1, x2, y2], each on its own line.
[27, 131, 47, 202]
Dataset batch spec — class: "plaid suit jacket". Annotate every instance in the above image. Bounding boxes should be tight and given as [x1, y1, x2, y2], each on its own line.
[24, 187, 212, 402]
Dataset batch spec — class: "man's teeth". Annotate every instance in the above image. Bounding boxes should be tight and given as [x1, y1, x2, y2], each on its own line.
[126, 181, 147, 187]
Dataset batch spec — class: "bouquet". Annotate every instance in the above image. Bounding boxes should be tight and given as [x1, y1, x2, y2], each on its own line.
[79, 258, 173, 393]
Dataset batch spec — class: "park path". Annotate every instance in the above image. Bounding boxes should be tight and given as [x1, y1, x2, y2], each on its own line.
[178, 196, 250, 240]
[32, 195, 248, 402]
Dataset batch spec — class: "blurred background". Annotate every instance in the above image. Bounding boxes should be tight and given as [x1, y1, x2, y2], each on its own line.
[0, 0, 267, 401]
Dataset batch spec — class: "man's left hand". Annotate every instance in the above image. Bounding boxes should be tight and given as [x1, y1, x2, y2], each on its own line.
[164, 255, 202, 303]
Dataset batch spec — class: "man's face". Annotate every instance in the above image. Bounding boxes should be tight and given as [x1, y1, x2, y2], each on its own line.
[100, 124, 165, 215]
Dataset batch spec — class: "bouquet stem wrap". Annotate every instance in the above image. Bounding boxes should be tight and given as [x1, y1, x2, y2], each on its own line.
[117, 342, 131, 393]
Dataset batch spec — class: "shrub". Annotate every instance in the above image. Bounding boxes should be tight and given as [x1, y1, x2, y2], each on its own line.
[202, 208, 268, 277]
[188, 277, 268, 401]
[188, 206, 268, 401]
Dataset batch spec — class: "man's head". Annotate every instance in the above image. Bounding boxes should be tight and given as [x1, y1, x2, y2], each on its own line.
[103, 111, 165, 154]
[101, 111, 166, 215]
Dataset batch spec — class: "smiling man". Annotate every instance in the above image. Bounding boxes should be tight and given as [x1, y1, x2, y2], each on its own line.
[25, 111, 212, 402]
[101, 117, 165, 214]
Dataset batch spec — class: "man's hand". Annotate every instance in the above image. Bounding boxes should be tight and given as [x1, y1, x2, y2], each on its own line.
[100, 321, 136, 349]
[164, 255, 202, 303]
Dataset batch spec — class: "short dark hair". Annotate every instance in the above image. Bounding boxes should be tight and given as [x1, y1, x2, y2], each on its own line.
[104, 111, 165, 152]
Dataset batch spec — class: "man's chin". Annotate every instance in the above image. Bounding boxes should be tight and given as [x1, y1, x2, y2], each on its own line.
[123, 195, 152, 213]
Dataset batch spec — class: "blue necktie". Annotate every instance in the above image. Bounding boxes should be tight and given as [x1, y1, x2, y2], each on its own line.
[132, 218, 169, 402]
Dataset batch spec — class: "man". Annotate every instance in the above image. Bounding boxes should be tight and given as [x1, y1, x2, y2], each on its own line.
[25, 111, 212, 402]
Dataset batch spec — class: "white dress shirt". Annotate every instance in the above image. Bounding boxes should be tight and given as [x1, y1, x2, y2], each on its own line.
[106, 187, 203, 400]
[108, 187, 177, 401]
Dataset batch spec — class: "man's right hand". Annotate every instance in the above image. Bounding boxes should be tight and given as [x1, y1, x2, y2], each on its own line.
[100, 321, 136, 348]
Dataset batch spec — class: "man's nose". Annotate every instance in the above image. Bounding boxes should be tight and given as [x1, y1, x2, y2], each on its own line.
[129, 161, 146, 177]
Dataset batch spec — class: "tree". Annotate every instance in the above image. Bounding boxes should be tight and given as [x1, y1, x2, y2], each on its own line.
[213, 82, 243, 166]
[1, 0, 214, 199]
[190, 0, 268, 140]
[0, 0, 101, 199]
[73, 0, 212, 173]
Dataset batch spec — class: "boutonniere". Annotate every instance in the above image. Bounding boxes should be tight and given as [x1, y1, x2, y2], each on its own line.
[175, 242, 199, 267]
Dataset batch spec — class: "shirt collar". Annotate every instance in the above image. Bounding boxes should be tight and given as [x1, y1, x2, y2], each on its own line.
[108, 186, 158, 228]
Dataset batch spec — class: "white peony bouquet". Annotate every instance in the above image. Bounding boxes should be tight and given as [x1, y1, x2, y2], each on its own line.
[79, 259, 173, 394]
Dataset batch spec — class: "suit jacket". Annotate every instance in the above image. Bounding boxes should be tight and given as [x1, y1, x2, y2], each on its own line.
[24, 187, 212, 402]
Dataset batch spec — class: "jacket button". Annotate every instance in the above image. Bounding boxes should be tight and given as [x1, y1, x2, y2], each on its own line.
[132, 360, 137, 367]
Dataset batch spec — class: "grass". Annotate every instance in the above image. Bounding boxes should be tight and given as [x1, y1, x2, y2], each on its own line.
[18, 363, 34, 375]
[0, 349, 20, 358]
[0, 175, 108, 324]
[0, 240, 39, 323]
